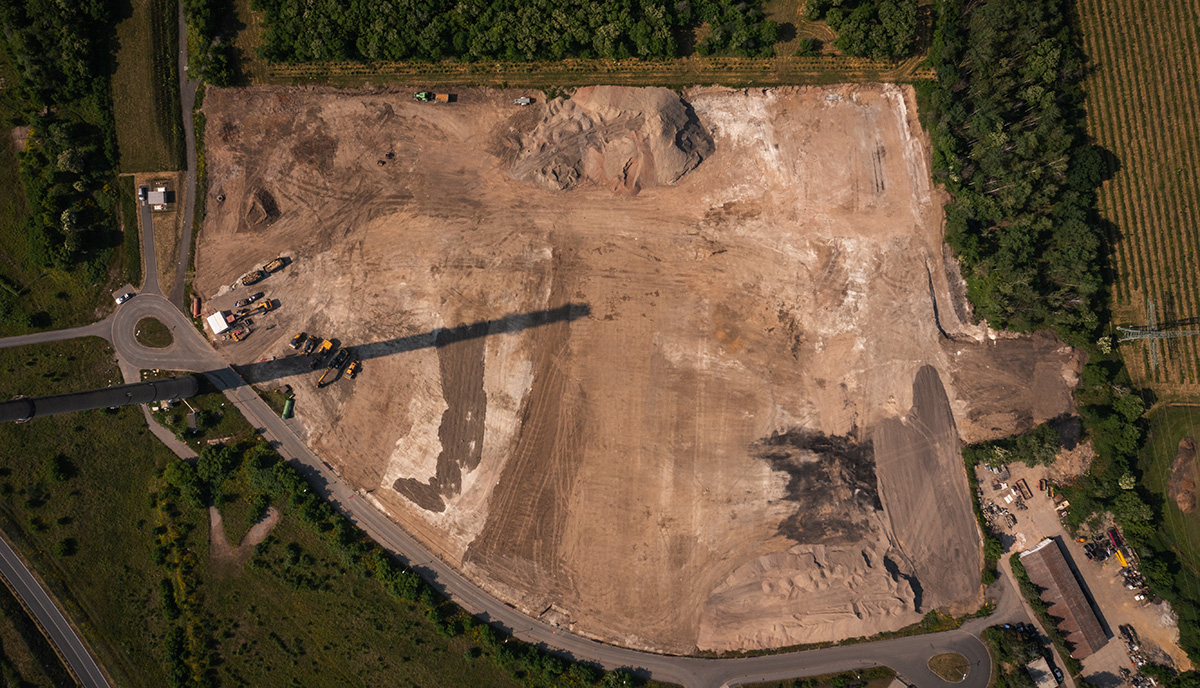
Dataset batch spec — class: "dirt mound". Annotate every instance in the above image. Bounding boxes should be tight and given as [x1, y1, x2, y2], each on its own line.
[509, 86, 713, 193]
[1169, 438, 1198, 513]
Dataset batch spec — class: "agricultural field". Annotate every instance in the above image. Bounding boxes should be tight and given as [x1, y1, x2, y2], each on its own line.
[1079, 0, 1200, 393]
[111, 0, 183, 172]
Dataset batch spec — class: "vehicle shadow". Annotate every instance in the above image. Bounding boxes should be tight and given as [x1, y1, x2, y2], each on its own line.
[232, 303, 590, 386]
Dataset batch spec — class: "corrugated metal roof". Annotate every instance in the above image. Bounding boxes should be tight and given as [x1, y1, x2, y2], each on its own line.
[1019, 537, 1108, 658]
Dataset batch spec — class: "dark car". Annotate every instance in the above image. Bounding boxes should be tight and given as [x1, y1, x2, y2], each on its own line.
[330, 348, 350, 369]
[235, 292, 264, 308]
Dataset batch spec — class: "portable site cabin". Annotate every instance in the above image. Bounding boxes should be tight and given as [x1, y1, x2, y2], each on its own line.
[206, 311, 231, 335]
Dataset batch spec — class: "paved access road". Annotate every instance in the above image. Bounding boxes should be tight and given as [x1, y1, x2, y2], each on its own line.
[0, 534, 110, 688]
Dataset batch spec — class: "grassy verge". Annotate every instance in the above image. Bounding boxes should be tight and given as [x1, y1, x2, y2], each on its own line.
[1009, 555, 1083, 676]
[928, 652, 970, 682]
[741, 667, 895, 688]
[112, 0, 183, 172]
[253, 385, 291, 416]
[185, 85, 206, 306]
[0, 339, 668, 688]
[135, 317, 173, 348]
[0, 577, 74, 687]
[117, 176, 142, 287]
[148, 374, 254, 448]
[1141, 405, 1200, 572]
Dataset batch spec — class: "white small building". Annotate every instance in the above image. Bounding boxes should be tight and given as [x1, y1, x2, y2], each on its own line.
[206, 311, 230, 335]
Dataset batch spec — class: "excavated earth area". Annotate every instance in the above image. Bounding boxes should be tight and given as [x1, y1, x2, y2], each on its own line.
[196, 84, 1083, 653]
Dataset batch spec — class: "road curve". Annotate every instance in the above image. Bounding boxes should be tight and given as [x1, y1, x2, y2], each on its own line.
[0, 533, 111, 688]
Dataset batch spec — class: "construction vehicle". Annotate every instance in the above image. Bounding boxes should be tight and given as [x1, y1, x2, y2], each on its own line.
[346, 360, 360, 379]
[235, 292, 264, 308]
[414, 91, 450, 103]
[303, 337, 320, 355]
[309, 339, 333, 369]
[513, 96, 533, 106]
[317, 367, 336, 386]
[330, 348, 350, 370]
[290, 332, 307, 350]
[241, 270, 265, 286]
[263, 257, 285, 273]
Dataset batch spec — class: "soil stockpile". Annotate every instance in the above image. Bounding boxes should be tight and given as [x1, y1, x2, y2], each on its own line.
[507, 86, 712, 193]
[196, 85, 1082, 654]
[1170, 438, 1198, 513]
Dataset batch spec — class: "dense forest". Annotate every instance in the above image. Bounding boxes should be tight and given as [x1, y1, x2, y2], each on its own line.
[0, 0, 121, 274]
[924, 0, 1200, 665]
[804, 0, 919, 59]
[250, 0, 780, 61]
[183, 0, 236, 86]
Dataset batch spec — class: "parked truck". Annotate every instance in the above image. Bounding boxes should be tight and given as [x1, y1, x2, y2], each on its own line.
[289, 332, 307, 350]
[262, 257, 285, 273]
[414, 91, 451, 103]
[241, 270, 265, 286]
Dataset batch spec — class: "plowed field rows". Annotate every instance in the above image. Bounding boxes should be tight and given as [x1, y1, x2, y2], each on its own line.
[1080, 0, 1200, 392]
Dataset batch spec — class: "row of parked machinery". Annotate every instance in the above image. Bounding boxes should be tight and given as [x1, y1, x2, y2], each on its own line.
[289, 332, 360, 387]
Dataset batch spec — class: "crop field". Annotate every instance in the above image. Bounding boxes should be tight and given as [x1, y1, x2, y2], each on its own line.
[112, 0, 183, 172]
[1079, 0, 1200, 393]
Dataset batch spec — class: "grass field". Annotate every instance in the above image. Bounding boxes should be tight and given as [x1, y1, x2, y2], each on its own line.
[111, 0, 183, 172]
[0, 340, 636, 688]
[0, 579, 74, 687]
[1141, 406, 1200, 576]
[1079, 0, 1200, 393]
[135, 317, 172, 348]
[117, 175, 143, 287]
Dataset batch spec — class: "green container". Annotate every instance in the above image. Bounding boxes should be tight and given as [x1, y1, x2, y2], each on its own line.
[282, 397, 295, 419]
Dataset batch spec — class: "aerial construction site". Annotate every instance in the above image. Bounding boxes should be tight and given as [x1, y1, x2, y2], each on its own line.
[194, 84, 1083, 653]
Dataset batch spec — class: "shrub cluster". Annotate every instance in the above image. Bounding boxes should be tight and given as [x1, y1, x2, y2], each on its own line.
[804, 0, 918, 59]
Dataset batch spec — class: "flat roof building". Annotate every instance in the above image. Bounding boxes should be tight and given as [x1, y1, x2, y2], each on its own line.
[1019, 538, 1108, 658]
[206, 311, 230, 334]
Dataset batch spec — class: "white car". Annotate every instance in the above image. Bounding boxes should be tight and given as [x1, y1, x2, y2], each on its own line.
[115, 292, 135, 305]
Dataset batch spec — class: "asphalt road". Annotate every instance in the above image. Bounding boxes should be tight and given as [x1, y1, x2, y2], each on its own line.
[168, 0, 200, 311]
[0, 533, 110, 688]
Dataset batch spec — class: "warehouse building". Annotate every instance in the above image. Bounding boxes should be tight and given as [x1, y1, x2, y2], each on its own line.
[1019, 537, 1108, 658]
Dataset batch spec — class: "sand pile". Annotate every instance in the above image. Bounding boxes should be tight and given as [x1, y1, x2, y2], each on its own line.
[1170, 438, 1198, 513]
[696, 538, 920, 650]
[509, 86, 713, 193]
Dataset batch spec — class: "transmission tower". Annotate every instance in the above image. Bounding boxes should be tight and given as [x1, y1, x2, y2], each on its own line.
[1117, 299, 1200, 371]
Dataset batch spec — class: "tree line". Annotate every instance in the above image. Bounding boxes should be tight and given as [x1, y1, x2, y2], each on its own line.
[250, 0, 780, 62]
[804, 0, 919, 60]
[0, 0, 121, 277]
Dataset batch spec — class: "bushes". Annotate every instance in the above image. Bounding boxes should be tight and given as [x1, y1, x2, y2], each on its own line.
[251, 0, 779, 62]
[963, 423, 1062, 469]
[806, 0, 919, 59]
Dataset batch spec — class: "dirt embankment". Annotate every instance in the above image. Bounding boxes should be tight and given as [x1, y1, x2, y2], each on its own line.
[196, 84, 1081, 654]
[1170, 438, 1198, 513]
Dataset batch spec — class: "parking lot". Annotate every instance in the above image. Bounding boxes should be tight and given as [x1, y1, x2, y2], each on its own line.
[977, 461, 1192, 683]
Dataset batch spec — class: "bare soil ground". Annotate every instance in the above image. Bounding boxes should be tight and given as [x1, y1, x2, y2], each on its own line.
[196, 84, 1081, 653]
[209, 506, 280, 568]
[1169, 438, 1198, 514]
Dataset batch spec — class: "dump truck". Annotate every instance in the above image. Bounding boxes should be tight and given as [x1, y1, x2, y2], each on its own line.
[346, 360, 360, 379]
[241, 270, 265, 286]
[303, 337, 320, 355]
[262, 258, 285, 273]
[414, 91, 450, 103]
[330, 348, 350, 369]
[290, 332, 307, 350]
